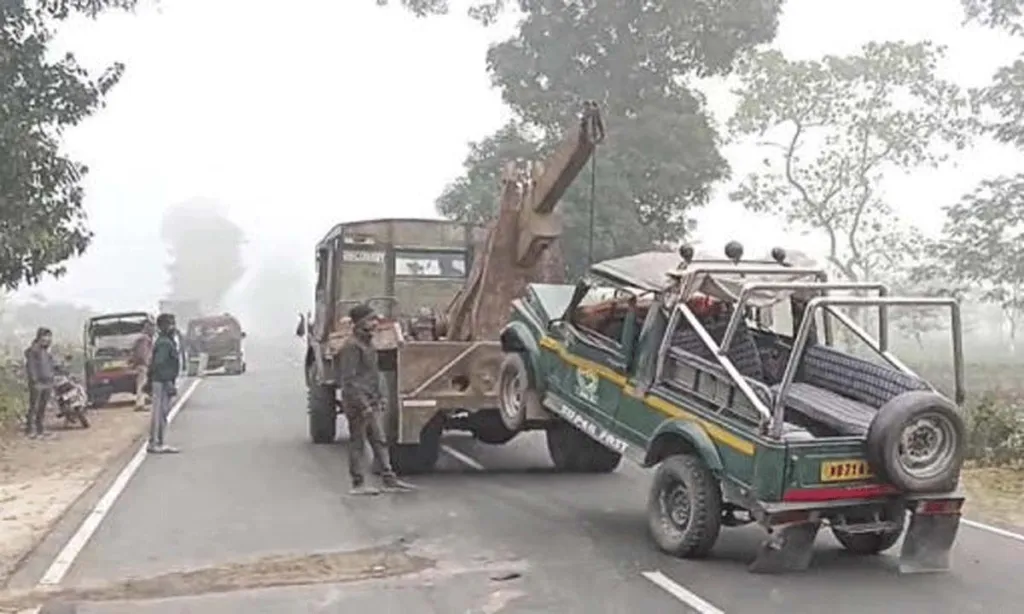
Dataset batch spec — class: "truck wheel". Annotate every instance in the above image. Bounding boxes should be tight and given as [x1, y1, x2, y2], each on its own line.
[88, 393, 110, 409]
[472, 410, 517, 445]
[647, 454, 722, 559]
[866, 391, 966, 493]
[390, 416, 442, 475]
[497, 352, 538, 433]
[831, 503, 904, 555]
[545, 421, 621, 473]
[307, 384, 337, 444]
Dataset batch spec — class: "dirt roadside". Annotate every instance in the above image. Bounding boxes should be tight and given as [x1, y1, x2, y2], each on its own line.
[962, 465, 1024, 530]
[0, 396, 150, 586]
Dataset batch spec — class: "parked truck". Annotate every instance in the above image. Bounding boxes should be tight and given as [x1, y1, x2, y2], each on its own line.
[298, 101, 605, 474]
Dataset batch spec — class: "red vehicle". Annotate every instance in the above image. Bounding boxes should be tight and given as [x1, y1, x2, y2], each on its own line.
[83, 311, 154, 407]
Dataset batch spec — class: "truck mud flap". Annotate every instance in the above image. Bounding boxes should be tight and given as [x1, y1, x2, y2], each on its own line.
[749, 521, 820, 574]
[898, 512, 960, 574]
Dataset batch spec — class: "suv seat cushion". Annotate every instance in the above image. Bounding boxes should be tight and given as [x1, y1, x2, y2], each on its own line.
[797, 344, 929, 408]
[671, 322, 765, 381]
[774, 382, 874, 436]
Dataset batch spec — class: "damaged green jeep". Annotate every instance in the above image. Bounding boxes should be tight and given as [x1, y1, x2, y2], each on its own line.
[498, 243, 967, 574]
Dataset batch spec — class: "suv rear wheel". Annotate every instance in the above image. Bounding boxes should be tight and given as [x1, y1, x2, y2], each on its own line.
[647, 454, 722, 558]
[545, 420, 621, 473]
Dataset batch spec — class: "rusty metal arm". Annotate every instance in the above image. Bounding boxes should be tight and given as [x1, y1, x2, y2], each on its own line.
[516, 101, 605, 267]
[444, 102, 605, 342]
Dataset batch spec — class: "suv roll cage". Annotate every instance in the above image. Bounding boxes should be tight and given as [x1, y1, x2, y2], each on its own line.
[655, 266, 965, 439]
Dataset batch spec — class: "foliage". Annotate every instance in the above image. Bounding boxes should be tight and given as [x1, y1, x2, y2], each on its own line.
[414, 0, 783, 274]
[929, 176, 1024, 340]
[961, 0, 1024, 35]
[965, 392, 1024, 466]
[0, 0, 140, 291]
[728, 42, 972, 283]
[160, 200, 246, 311]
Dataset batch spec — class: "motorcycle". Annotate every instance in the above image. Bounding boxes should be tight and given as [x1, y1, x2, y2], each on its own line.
[53, 363, 90, 429]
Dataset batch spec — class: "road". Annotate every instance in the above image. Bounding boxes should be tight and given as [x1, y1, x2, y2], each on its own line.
[18, 343, 1024, 613]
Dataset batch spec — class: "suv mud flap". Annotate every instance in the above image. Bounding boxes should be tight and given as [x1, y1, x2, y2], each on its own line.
[898, 512, 960, 574]
[749, 521, 820, 574]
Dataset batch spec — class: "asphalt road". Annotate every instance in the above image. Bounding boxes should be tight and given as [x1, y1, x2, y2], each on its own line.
[26, 341, 1024, 613]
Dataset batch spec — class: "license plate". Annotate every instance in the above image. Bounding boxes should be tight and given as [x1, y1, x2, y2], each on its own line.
[103, 360, 127, 369]
[820, 459, 872, 482]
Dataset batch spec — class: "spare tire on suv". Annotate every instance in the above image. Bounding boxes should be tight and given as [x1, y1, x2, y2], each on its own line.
[865, 390, 966, 493]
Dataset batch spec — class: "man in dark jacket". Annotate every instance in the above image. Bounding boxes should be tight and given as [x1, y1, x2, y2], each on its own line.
[24, 327, 56, 439]
[338, 304, 415, 495]
[147, 314, 181, 454]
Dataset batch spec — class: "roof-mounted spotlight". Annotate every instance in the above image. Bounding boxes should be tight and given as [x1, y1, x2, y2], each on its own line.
[724, 240, 744, 263]
[770, 247, 787, 265]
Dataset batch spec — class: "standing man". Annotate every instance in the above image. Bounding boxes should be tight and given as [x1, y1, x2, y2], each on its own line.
[130, 320, 155, 412]
[147, 314, 180, 454]
[337, 304, 415, 495]
[23, 327, 56, 440]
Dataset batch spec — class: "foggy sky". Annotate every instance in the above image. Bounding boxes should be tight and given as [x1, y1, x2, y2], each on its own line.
[13, 0, 1024, 313]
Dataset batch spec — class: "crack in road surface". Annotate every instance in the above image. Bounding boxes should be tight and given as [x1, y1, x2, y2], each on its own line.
[0, 544, 433, 611]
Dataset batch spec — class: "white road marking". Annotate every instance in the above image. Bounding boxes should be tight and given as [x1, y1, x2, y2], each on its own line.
[36, 378, 202, 587]
[963, 519, 1024, 544]
[441, 445, 485, 471]
[642, 570, 725, 614]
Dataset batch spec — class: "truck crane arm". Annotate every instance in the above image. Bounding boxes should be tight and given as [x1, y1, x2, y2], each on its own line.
[443, 102, 605, 342]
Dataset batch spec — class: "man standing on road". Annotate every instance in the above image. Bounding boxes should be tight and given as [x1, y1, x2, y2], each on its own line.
[147, 314, 180, 454]
[23, 327, 56, 440]
[338, 304, 415, 495]
[130, 320, 155, 412]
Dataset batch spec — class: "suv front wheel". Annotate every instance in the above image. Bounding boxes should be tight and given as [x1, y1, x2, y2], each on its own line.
[545, 420, 621, 473]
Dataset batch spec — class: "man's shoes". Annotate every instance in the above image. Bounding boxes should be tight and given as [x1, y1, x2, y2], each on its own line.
[381, 478, 417, 492]
[160, 445, 180, 453]
[26, 432, 38, 440]
[349, 484, 381, 496]
[38, 432, 57, 440]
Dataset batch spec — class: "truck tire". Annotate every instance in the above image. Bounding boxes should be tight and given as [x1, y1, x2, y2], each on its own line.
[545, 421, 621, 473]
[647, 454, 722, 559]
[390, 415, 442, 475]
[88, 392, 110, 409]
[472, 410, 517, 445]
[307, 384, 337, 444]
[497, 352, 538, 433]
[866, 391, 965, 493]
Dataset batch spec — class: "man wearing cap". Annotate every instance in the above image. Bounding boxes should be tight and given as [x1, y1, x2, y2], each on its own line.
[24, 327, 57, 439]
[337, 303, 415, 495]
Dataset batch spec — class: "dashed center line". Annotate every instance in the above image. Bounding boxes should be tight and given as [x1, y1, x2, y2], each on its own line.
[642, 570, 726, 614]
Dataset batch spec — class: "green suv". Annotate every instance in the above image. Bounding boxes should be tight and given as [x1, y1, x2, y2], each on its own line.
[497, 242, 967, 574]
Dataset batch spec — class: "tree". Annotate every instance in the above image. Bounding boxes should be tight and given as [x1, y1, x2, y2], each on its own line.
[728, 41, 972, 284]
[0, 1, 140, 291]
[961, 0, 1024, 34]
[930, 176, 1024, 346]
[160, 200, 246, 312]
[388, 0, 784, 275]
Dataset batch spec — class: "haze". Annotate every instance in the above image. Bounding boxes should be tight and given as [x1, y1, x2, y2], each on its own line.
[17, 0, 1024, 324]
